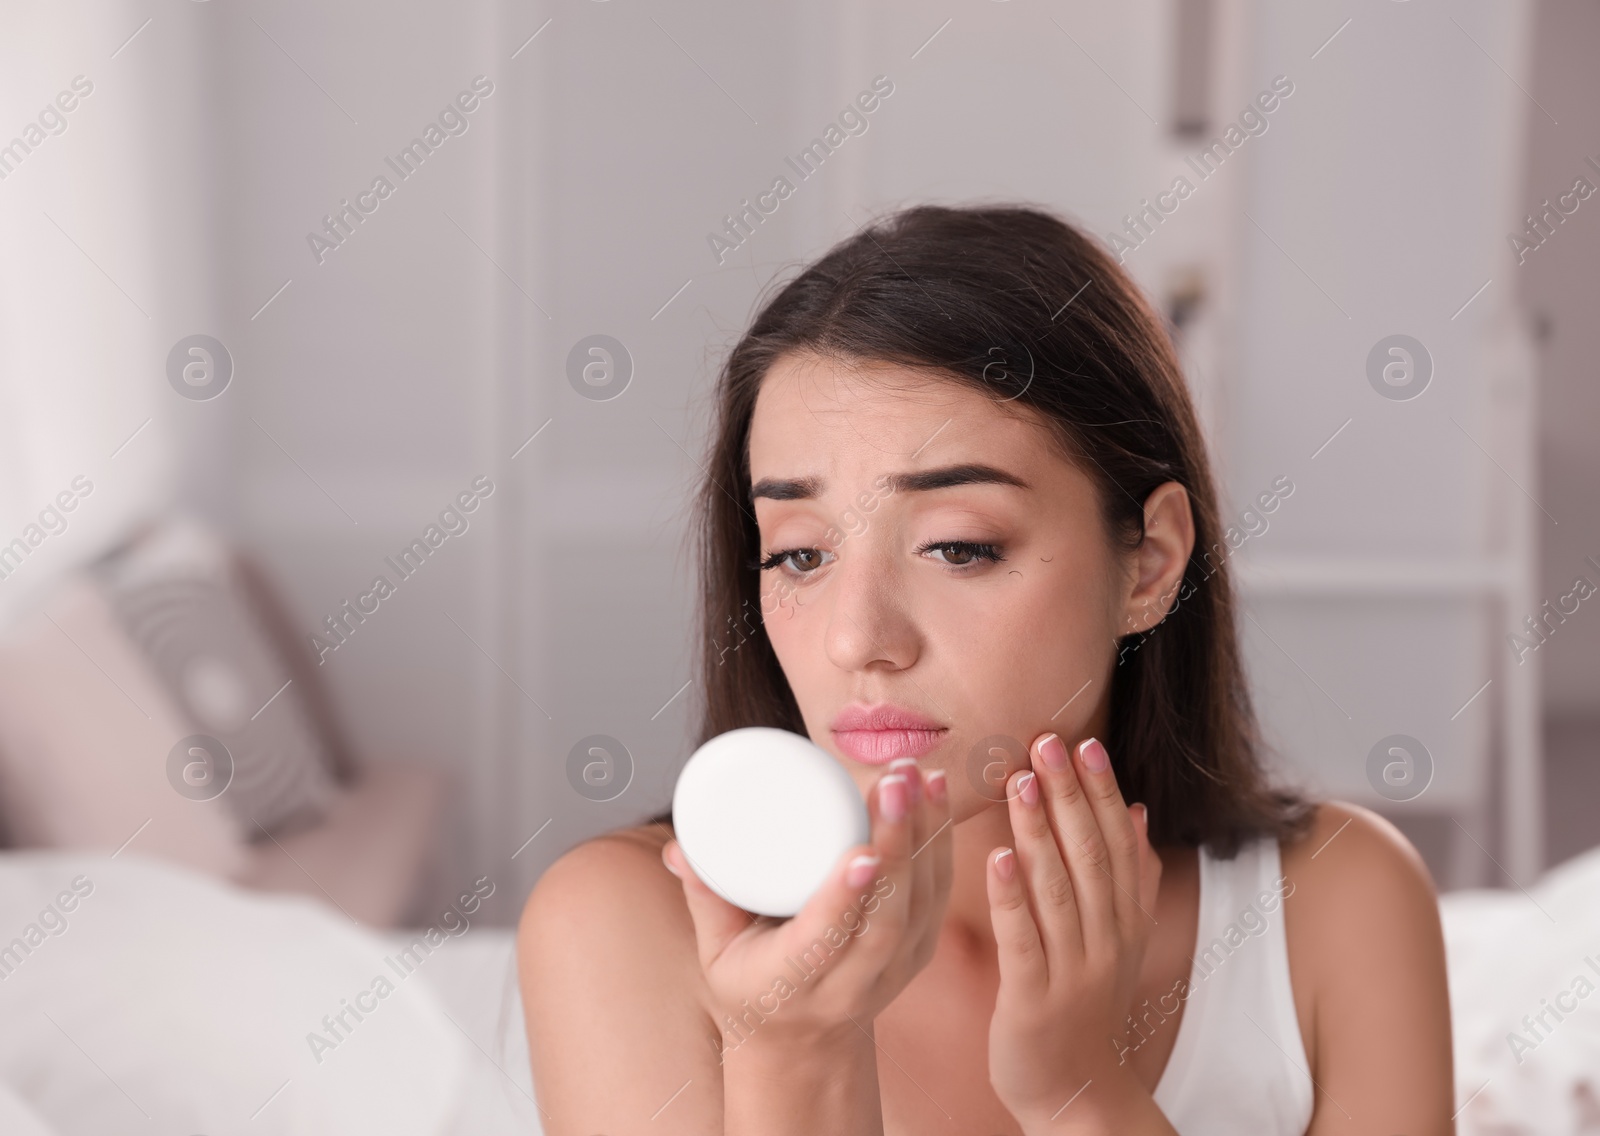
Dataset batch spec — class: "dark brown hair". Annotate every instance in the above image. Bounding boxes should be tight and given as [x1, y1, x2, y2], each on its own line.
[654, 203, 1314, 857]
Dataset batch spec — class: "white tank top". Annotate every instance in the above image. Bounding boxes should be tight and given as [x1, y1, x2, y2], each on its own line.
[1149, 835, 1314, 1134]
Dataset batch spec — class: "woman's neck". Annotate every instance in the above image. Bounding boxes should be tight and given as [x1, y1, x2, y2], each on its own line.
[939, 801, 1017, 957]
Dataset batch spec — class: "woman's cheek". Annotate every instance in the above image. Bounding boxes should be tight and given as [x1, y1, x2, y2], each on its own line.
[988, 575, 1109, 721]
[761, 596, 814, 680]
[761, 574, 802, 620]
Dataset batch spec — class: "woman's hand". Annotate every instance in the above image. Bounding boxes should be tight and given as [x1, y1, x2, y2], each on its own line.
[662, 757, 954, 1057]
[986, 732, 1164, 1131]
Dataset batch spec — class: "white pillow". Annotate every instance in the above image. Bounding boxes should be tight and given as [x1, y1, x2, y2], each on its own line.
[0, 850, 466, 1135]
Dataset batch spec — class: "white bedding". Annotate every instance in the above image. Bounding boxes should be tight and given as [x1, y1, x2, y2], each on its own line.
[2, 844, 1597, 1135]
[0, 851, 471, 1136]
[374, 924, 544, 1135]
[1438, 843, 1600, 1133]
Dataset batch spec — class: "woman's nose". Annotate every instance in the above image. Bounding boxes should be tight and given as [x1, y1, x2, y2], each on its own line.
[821, 552, 921, 673]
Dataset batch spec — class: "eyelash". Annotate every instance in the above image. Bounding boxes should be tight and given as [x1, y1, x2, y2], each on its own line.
[752, 539, 1005, 575]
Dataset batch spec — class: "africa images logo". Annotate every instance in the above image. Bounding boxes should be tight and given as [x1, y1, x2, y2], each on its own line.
[166, 334, 233, 400]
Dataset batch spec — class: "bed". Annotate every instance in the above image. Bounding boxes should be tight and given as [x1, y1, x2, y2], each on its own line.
[0, 851, 538, 1136]
[1, 843, 1596, 1135]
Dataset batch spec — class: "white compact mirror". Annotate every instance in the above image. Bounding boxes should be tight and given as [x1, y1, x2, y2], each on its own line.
[671, 726, 871, 918]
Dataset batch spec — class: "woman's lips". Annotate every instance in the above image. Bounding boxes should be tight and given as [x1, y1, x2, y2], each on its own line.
[831, 727, 948, 765]
[829, 703, 947, 765]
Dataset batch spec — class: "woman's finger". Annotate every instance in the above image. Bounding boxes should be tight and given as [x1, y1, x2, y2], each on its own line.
[986, 844, 1047, 1000]
[798, 769, 914, 977]
[1132, 802, 1163, 918]
[887, 758, 933, 941]
[904, 764, 954, 971]
[924, 768, 955, 908]
[1069, 736, 1145, 943]
[1029, 732, 1119, 948]
[1005, 764, 1083, 970]
[768, 835, 886, 968]
[663, 840, 763, 971]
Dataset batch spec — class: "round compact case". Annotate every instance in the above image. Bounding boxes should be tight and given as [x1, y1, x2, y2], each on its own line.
[671, 727, 870, 918]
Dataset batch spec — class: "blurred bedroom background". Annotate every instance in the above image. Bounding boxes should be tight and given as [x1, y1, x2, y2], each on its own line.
[0, 0, 1595, 1133]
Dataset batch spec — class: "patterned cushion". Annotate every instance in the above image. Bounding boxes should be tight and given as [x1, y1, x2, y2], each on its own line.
[0, 572, 247, 876]
[95, 518, 339, 838]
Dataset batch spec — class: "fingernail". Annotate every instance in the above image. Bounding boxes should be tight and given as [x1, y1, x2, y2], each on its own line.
[880, 773, 909, 821]
[1015, 770, 1038, 806]
[1039, 733, 1068, 770]
[994, 847, 1016, 881]
[662, 843, 682, 878]
[889, 758, 921, 802]
[846, 853, 882, 889]
[926, 769, 948, 804]
[1079, 737, 1109, 773]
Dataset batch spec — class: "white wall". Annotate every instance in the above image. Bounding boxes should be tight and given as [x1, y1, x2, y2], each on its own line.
[1523, 0, 1600, 719]
[0, 0, 216, 626]
[1227, 0, 1539, 882]
[205, 0, 511, 915]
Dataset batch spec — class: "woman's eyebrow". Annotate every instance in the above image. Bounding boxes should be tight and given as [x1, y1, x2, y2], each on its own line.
[750, 462, 1030, 501]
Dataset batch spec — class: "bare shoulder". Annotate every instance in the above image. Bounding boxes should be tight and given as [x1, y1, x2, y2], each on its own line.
[1278, 799, 1445, 989]
[1279, 798, 1439, 908]
[517, 824, 723, 1133]
[521, 822, 676, 906]
[517, 822, 699, 987]
[1278, 801, 1455, 1131]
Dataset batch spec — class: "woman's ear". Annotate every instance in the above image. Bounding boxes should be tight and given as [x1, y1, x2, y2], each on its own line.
[1120, 481, 1195, 635]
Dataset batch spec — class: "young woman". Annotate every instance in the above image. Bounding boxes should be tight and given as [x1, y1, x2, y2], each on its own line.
[517, 204, 1455, 1135]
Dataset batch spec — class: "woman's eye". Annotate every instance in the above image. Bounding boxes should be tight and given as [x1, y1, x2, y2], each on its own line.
[918, 540, 1004, 568]
[757, 547, 832, 574]
[754, 541, 1002, 575]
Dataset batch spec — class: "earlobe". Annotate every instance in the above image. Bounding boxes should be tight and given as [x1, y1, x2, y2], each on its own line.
[1121, 481, 1195, 634]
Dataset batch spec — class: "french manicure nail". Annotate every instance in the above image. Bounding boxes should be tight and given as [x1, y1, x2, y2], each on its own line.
[994, 847, 1016, 881]
[889, 758, 921, 802]
[846, 853, 882, 889]
[1039, 733, 1068, 770]
[1016, 770, 1038, 806]
[926, 769, 948, 804]
[1079, 737, 1109, 773]
[880, 773, 909, 821]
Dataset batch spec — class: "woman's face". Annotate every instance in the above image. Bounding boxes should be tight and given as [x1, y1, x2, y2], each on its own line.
[747, 351, 1190, 823]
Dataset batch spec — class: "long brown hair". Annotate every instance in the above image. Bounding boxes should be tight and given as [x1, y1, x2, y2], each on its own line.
[656, 203, 1314, 857]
